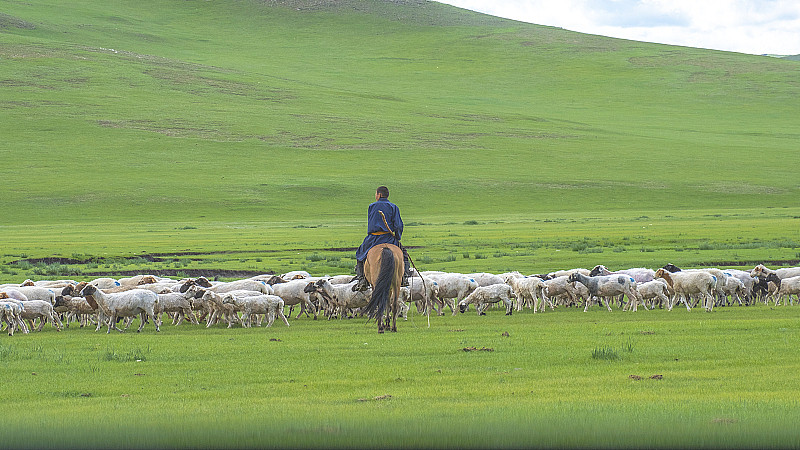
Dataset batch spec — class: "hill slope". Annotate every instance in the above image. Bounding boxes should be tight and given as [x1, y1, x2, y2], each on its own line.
[2, 0, 799, 224]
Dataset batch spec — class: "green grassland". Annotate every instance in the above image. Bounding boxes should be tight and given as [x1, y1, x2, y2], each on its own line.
[2, 209, 800, 282]
[3, 1, 800, 448]
[2, 306, 800, 449]
[2, 0, 800, 225]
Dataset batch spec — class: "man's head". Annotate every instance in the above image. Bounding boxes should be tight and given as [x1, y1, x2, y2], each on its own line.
[376, 186, 389, 199]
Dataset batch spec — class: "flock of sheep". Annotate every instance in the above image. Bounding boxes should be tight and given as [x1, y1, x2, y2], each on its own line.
[1, 262, 799, 336]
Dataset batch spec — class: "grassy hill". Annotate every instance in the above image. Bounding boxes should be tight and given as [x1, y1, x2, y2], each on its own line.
[3, 0, 800, 226]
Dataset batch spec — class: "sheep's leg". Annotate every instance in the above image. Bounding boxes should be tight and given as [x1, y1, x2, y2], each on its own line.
[108, 313, 118, 333]
[449, 298, 459, 316]
[206, 310, 219, 328]
[278, 308, 290, 327]
[306, 300, 318, 320]
[52, 313, 63, 331]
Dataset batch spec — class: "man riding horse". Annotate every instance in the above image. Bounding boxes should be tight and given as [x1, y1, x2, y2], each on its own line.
[353, 186, 412, 291]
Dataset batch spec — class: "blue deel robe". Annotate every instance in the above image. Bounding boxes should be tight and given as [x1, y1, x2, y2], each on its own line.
[355, 197, 403, 261]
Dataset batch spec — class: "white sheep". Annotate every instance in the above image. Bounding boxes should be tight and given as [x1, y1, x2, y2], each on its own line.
[198, 290, 241, 328]
[541, 276, 578, 307]
[722, 269, 756, 304]
[506, 276, 549, 312]
[0, 300, 29, 336]
[207, 279, 274, 296]
[590, 265, 655, 283]
[308, 279, 370, 319]
[53, 293, 98, 328]
[399, 276, 439, 315]
[24, 279, 77, 289]
[567, 272, 642, 312]
[458, 284, 515, 316]
[13, 286, 56, 305]
[116, 274, 164, 287]
[20, 300, 63, 332]
[426, 273, 479, 316]
[155, 286, 201, 326]
[271, 279, 319, 320]
[280, 270, 312, 281]
[222, 293, 289, 328]
[751, 264, 800, 281]
[547, 268, 590, 279]
[80, 285, 160, 333]
[634, 279, 671, 310]
[326, 274, 356, 285]
[466, 273, 506, 287]
[89, 278, 122, 290]
[654, 268, 716, 312]
[0, 289, 29, 302]
[720, 276, 747, 306]
[775, 275, 800, 306]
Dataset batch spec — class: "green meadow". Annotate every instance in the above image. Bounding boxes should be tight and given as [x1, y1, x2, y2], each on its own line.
[2, 306, 800, 449]
[2, 0, 800, 448]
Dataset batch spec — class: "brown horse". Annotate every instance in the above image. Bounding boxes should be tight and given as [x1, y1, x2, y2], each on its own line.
[362, 243, 404, 333]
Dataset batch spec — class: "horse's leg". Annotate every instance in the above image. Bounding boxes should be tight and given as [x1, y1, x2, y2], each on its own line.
[391, 299, 397, 332]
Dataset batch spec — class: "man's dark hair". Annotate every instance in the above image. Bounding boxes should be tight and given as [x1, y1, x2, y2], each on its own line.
[376, 186, 389, 198]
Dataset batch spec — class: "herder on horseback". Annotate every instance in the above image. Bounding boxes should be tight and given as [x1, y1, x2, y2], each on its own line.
[353, 186, 412, 291]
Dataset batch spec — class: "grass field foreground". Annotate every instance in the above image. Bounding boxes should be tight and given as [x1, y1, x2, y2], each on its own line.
[1, 305, 799, 448]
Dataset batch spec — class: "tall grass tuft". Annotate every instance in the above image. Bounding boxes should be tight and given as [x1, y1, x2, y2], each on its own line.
[592, 346, 620, 361]
[103, 346, 151, 362]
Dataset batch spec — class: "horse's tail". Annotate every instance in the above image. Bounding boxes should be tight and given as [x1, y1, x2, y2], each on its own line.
[364, 247, 395, 322]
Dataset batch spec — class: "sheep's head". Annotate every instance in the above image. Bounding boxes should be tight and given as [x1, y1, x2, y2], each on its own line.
[184, 284, 203, 299]
[567, 273, 579, 284]
[303, 282, 317, 294]
[266, 275, 286, 285]
[0, 292, 8, 299]
[589, 265, 606, 277]
[79, 284, 100, 309]
[221, 294, 236, 305]
[80, 284, 97, 297]
[751, 264, 770, 279]
[138, 275, 158, 285]
[662, 263, 681, 273]
[21, 279, 35, 287]
[195, 276, 212, 288]
[313, 279, 334, 302]
[178, 280, 196, 293]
